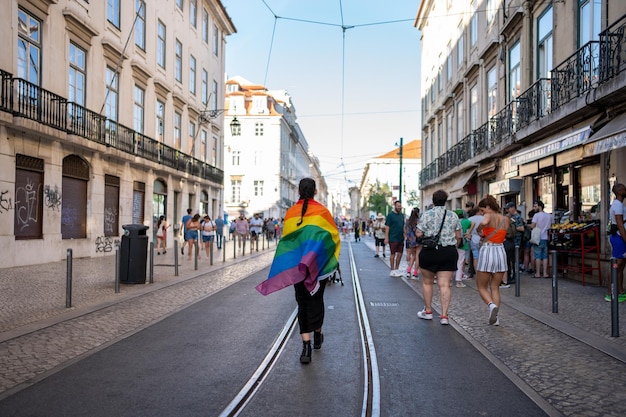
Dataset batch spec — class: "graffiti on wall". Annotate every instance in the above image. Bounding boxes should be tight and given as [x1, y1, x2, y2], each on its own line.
[95, 236, 120, 253]
[104, 207, 118, 234]
[15, 179, 40, 231]
[0, 190, 13, 214]
[43, 185, 62, 210]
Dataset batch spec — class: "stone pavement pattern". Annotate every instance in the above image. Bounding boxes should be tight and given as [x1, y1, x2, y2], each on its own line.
[1, 236, 626, 416]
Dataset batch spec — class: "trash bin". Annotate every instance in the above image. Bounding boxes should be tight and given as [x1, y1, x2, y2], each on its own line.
[119, 224, 149, 284]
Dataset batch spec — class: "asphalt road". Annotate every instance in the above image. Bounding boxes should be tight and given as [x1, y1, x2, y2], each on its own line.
[0, 242, 547, 416]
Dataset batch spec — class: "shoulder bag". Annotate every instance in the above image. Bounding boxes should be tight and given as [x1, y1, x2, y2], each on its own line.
[479, 216, 505, 248]
[422, 211, 446, 250]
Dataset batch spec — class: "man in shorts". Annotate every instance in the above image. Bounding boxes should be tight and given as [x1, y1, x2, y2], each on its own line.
[249, 213, 264, 251]
[373, 213, 387, 257]
[385, 200, 406, 277]
[180, 208, 192, 255]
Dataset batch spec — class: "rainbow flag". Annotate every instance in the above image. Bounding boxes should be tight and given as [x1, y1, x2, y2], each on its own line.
[256, 199, 340, 296]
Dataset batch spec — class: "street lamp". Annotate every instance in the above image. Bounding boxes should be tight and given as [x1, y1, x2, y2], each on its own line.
[395, 137, 403, 203]
[199, 109, 240, 136]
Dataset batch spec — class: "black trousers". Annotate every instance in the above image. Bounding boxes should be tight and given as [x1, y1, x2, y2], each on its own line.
[294, 278, 327, 334]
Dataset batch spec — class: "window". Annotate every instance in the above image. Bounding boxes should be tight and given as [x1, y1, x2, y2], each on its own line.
[470, 13, 478, 47]
[61, 155, 89, 239]
[437, 122, 443, 160]
[156, 99, 164, 141]
[437, 72, 442, 92]
[469, 84, 478, 131]
[107, 0, 120, 28]
[487, 66, 497, 118]
[509, 41, 521, 101]
[212, 135, 217, 166]
[201, 69, 208, 104]
[157, 21, 166, 68]
[132, 181, 145, 224]
[579, 0, 602, 46]
[201, 130, 207, 161]
[212, 80, 218, 110]
[456, 100, 464, 142]
[105, 67, 118, 122]
[232, 150, 240, 166]
[446, 42, 452, 82]
[423, 133, 429, 164]
[231, 180, 241, 203]
[457, 23, 464, 67]
[189, 55, 196, 94]
[188, 121, 196, 155]
[200, 190, 208, 216]
[254, 180, 264, 197]
[17, 9, 41, 85]
[446, 112, 453, 150]
[190, 0, 197, 28]
[202, 8, 209, 43]
[176, 0, 183, 10]
[174, 112, 182, 149]
[255, 122, 264, 136]
[133, 85, 144, 133]
[487, 0, 497, 24]
[213, 24, 219, 56]
[68, 43, 86, 106]
[175, 40, 183, 83]
[537, 7, 553, 79]
[15, 154, 44, 240]
[135, 0, 146, 50]
[104, 175, 120, 237]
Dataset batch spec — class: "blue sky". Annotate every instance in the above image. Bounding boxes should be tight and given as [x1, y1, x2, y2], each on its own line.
[222, 0, 422, 189]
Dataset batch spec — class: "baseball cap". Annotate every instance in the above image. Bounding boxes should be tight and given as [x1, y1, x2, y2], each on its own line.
[505, 202, 516, 209]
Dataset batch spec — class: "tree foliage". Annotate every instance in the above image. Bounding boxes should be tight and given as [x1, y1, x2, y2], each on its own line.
[368, 182, 392, 215]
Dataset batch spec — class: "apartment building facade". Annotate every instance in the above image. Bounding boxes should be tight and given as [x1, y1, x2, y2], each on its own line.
[417, 0, 626, 245]
[0, 0, 235, 267]
[223, 76, 328, 222]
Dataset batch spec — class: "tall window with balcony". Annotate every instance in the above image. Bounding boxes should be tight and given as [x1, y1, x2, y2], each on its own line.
[579, 0, 601, 46]
[135, 0, 146, 50]
[156, 99, 164, 141]
[537, 7, 553, 80]
[212, 135, 217, 166]
[17, 9, 41, 85]
[157, 21, 166, 69]
[68, 43, 86, 107]
[469, 84, 478, 131]
[456, 99, 464, 142]
[175, 40, 183, 83]
[189, 55, 196, 95]
[437, 121, 443, 160]
[487, 66, 497, 119]
[174, 112, 182, 150]
[133, 86, 144, 134]
[188, 121, 196, 155]
[107, 0, 120, 28]
[105, 67, 118, 125]
[446, 112, 453, 150]
[508, 42, 521, 101]
[201, 130, 207, 161]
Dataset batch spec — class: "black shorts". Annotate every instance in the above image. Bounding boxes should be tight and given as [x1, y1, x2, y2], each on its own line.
[251, 230, 257, 237]
[375, 238, 385, 247]
[419, 246, 458, 273]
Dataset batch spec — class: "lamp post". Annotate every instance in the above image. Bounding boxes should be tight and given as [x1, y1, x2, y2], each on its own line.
[395, 137, 403, 203]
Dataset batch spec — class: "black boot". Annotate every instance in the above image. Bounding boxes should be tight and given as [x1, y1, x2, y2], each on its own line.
[300, 341, 312, 364]
[313, 332, 324, 350]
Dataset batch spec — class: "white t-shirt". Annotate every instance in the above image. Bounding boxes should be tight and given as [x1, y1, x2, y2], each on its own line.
[610, 199, 624, 224]
[468, 214, 484, 244]
[201, 220, 215, 236]
[250, 217, 263, 234]
[532, 211, 553, 240]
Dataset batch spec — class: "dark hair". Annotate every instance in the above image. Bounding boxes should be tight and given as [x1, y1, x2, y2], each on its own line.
[432, 189, 448, 206]
[408, 208, 419, 229]
[478, 195, 500, 212]
[192, 213, 201, 222]
[535, 200, 545, 209]
[187, 208, 192, 214]
[157, 215, 165, 229]
[297, 178, 316, 226]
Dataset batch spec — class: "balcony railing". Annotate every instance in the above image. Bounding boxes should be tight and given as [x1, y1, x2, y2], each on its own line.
[0, 72, 223, 184]
[420, 13, 626, 187]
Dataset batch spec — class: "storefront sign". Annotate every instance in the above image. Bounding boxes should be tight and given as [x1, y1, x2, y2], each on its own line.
[508, 127, 590, 166]
[583, 130, 626, 157]
[488, 179, 522, 195]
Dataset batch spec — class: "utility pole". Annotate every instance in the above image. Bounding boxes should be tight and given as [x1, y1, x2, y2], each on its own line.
[397, 137, 403, 203]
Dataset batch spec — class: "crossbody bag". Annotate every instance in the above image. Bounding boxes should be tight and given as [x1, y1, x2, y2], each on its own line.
[422, 211, 447, 250]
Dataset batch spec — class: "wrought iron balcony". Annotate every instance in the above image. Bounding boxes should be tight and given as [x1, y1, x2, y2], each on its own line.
[0, 70, 223, 184]
[551, 41, 600, 110]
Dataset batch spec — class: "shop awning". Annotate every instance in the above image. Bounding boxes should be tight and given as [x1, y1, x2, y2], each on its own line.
[448, 169, 476, 198]
[508, 126, 591, 166]
[583, 113, 626, 157]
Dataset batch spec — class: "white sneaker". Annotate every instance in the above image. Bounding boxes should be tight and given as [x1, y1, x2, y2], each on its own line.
[389, 270, 396, 277]
[488, 303, 499, 325]
[417, 309, 433, 320]
[440, 316, 449, 325]
[494, 317, 500, 326]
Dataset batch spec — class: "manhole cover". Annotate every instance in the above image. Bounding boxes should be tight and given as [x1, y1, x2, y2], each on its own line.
[370, 301, 400, 307]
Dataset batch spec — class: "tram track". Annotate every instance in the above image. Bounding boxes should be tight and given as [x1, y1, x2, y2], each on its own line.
[218, 240, 380, 417]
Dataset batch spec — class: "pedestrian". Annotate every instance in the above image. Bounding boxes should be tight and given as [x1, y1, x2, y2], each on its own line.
[522, 209, 537, 275]
[201, 215, 216, 259]
[249, 213, 263, 251]
[229, 219, 236, 240]
[155, 215, 170, 255]
[373, 213, 387, 258]
[416, 190, 461, 325]
[607, 183, 626, 302]
[354, 217, 361, 242]
[385, 200, 406, 277]
[475, 195, 510, 326]
[404, 207, 421, 278]
[256, 178, 340, 364]
[467, 206, 484, 278]
[180, 208, 192, 255]
[503, 202, 525, 287]
[215, 215, 224, 249]
[235, 214, 250, 251]
[455, 209, 470, 287]
[530, 200, 553, 278]
[185, 213, 201, 261]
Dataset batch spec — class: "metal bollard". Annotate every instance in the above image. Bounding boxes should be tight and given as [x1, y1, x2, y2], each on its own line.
[66, 248, 73, 308]
[149, 241, 154, 284]
[551, 250, 558, 313]
[223, 238, 227, 262]
[115, 244, 120, 293]
[194, 241, 198, 270]
[210, 239, 214, 265]
[233, 235, 237, 259]
[514, 245, 520, 297]
[174, 239, 179, 277]
[611, 257, 620, 337]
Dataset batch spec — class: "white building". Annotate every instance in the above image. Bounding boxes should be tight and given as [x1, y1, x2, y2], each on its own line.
[223, 76, 327, 221]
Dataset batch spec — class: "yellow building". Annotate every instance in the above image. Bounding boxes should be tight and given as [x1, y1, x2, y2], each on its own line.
[0, 1, 235, 267]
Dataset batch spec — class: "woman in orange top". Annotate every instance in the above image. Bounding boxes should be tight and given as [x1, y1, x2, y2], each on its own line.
[476, 195, 510, 326]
